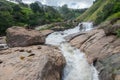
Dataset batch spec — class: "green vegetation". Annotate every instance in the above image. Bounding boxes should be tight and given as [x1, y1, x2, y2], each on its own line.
[116, 29, 120, 37]
[0, 0, 62, 35]
[106, 12, 120, 20]
[38, 20, 78, 31]
[77, 0, 120, 25]
[0, 0, 86, 36]
[59, 4, 87, 20]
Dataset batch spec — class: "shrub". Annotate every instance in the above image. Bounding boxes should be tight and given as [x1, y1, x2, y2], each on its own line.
[116, 29, 120, 37]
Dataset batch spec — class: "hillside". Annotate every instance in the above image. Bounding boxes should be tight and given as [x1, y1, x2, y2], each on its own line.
[77, 0, 120, 25]
[0, 0, 86, 36]
[0, 0, 63, 35]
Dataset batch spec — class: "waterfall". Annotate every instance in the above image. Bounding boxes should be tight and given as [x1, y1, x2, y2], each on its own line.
[46, 22, 99, 80]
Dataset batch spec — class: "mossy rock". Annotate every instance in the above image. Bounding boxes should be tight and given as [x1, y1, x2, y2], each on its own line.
[99, 18, 120, 36]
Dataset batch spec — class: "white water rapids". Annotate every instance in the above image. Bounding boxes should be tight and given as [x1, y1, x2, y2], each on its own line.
[46, 22, 99, 80]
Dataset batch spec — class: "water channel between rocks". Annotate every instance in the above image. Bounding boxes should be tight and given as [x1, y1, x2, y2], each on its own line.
[46, 22, 99, 80]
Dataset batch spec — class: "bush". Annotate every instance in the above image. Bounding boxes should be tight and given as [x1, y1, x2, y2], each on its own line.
[116, 29, 120, 37]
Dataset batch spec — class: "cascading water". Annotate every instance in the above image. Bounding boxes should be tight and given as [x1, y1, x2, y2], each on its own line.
[46, 22, 99, 80]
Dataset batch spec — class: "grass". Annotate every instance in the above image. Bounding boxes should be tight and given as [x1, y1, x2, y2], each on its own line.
[106, 12, 120, 21]
[76, 0, 104, 22]
[76, 0, 120, 25]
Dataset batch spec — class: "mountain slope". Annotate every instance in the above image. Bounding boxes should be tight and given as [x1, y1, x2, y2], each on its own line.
[77, 0, 120, 25]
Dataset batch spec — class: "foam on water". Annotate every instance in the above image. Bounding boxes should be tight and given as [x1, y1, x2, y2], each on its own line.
[45, 22, 99, 80]
[60, 43, 98, 80]
[0, 44, 8, 49]
[46, 22, 93, 46]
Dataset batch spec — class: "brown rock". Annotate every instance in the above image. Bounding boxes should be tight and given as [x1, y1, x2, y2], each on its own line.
[6, 27, 45, 47]
[115, 75, 120, 80]
[0, 45, 65, 80]
[0, 36, 6, 44]
[0, 59, 3, 64]
[41, 30, 54, 36]
[70, 29, 120, 80]
[70, 29, 104, 49]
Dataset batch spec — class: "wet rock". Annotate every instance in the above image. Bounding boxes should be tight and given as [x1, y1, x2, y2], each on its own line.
[0, 45, 65, 80]
[6, 27, 45, 47]
[69, 29, 120, 80]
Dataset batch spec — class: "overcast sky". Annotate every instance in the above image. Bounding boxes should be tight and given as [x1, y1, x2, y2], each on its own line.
[22, 0, 95, 9]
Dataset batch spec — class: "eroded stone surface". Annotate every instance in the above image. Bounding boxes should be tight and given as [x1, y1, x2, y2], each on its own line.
[69, 29, 120, 80]
[6, 27, 45, 47]
[0, 45, 65, 80]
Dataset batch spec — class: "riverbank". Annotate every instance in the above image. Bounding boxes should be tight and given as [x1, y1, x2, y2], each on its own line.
[69, 28, 120, 80]
[0, 22, 99, 80]
[0, 27, 66, 80]
[0, 22, 120, 80]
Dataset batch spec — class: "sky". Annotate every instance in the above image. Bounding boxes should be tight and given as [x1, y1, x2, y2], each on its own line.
[22, 0, 95, 9]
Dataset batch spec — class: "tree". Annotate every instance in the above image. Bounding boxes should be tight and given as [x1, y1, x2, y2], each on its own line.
[30, 2, 43, 13]
[0, 11, 13, 35]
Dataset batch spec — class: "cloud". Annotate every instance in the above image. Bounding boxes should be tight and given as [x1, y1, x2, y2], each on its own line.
[22, 0, 94, 9]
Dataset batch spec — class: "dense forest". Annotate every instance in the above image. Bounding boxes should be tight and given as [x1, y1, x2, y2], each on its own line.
[77, 0, 120, 25]
[0, 0, 86, 35]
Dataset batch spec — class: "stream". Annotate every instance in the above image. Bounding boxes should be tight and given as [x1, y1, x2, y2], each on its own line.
[46, 22, 99, 80]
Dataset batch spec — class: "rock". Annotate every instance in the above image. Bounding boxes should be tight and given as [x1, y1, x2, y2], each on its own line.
[0, 36, 6, 44]
[41, 30, 54, 36]
[0, 45, 65, 80]
[65, 32, 85, 42]
[104, 23, 120, 36]
[70, 29, 101, 48]
[115, 75, 120, 80]
[99, 20, 120, 36]
[0, 59, 3, 64]
[6, 27, 45, 47]
[69, 29, 120, 80]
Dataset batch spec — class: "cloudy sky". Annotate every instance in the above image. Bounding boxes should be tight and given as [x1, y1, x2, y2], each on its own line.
[22, 0, 95, 9]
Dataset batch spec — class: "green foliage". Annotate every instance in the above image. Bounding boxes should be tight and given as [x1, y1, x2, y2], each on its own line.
[0, 11, 13, 35]
[59, 4, 86, 20]
[77, 0, 104, 22]
[30, 2, 43, 13]
[0, 0, 86, 35]
[0, 0, 63, 35]
[106, 12, 120, 20]
[77, 0, 120, 25]
[116, 29, 120, 37]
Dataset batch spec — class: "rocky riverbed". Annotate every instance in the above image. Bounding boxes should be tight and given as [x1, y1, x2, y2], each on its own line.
[69, 29, 120, 80]
[0, 27, 65, 80]
[0, 24, 120, 80]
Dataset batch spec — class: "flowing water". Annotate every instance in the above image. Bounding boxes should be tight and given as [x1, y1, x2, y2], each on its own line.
[46, 22, 99, 80]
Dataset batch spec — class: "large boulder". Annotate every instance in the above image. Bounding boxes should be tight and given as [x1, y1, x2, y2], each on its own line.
[0, 45, 65, 80]
[6, 27, 45, 47]
[69, 29, 120, 80]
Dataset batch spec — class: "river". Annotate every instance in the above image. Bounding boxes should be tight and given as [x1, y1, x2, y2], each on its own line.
[46, 22, 99, 80]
